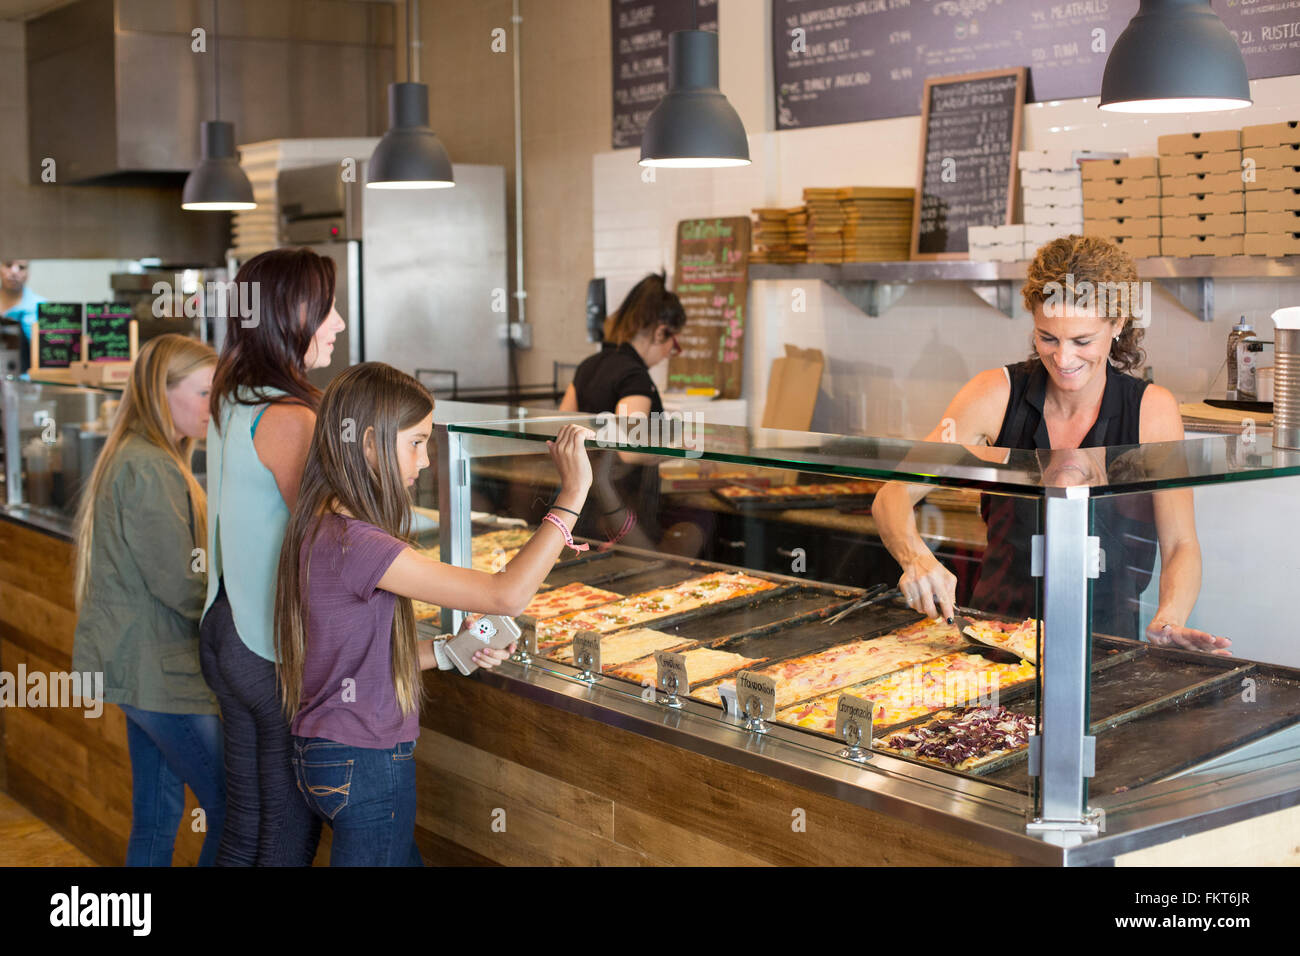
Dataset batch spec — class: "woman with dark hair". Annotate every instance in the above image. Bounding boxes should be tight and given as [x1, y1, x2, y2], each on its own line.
[199, 247, 346, 865]
[559, 273, 689, 551]
[872, 235, 1228, 652]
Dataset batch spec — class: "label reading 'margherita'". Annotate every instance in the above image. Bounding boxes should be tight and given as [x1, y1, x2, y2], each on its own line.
[573, 630, 601, 673]
[736, 670, 775, 720]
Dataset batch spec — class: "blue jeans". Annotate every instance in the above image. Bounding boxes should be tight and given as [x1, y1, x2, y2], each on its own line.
[118, 705, 226, 867]
[290, 736, 423, 867]
[198, 582, 321, 866]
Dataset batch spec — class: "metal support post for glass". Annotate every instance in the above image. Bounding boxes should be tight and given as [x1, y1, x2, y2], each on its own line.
[440, 428, 475, 637]
[1026, 487, 1100, 844]
[2, 380, 22, 505]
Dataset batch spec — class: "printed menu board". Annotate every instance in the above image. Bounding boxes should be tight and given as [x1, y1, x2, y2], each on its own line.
[668, 217, 751, 399]
[911, 68, 1025, 259]
[85, 302, 133, 362]
[612, 0, 718, 149]
[773, 0, 1300, 129]
[35, 302, 83, 369]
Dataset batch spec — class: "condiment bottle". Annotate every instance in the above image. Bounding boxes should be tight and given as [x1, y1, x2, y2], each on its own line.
[1227, 317, 1258, 401]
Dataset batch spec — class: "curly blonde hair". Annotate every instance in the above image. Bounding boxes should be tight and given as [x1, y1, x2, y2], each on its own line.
[1022, 235, 1146, 373]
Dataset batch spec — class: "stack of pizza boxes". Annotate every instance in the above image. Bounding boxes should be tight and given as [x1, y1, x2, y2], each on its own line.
[967, 224, 1027, 262]
[1019, 149, 1085, 257]
[1156, 129, 1244, 257]
[1241, 121, 1300, 257]
[1082, 156, 1162, 260]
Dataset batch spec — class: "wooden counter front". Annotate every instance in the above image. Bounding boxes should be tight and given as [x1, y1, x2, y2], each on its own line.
[413, 669, 1025, 866]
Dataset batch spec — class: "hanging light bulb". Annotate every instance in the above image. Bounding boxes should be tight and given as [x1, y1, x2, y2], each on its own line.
[367, 0, 454, 189]
[639, 6, 749, 168]
[182, 0, 256, 211]
[1100, 0, 1251, 113]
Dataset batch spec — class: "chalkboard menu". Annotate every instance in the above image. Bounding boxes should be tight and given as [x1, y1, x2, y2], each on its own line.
[667, 217, 751, 399]
[911, 68, 1025, 259]
[36, 302, 83, 369]
[612, 0, 718, 149]
[86, 302, 133, 362]
[773, 0, 1300, 129]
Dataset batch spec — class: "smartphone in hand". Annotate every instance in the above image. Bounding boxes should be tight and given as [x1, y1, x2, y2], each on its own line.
[443, 615, 522, 676]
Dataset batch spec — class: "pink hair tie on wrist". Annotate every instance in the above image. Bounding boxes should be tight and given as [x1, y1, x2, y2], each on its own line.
[543, 512, 589, 554]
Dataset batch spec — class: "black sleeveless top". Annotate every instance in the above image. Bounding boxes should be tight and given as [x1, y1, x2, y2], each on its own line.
[969, 360, 1157, 639]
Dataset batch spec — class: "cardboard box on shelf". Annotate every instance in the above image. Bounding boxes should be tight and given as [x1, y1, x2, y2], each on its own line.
[1085, 195, 1160, 219]
[1162, 212, 1245, 237]
[1084, 216, 1162, 239]
[1082, 176, 1162, 201]
[1248, 165, 1300, 191]
[971, 243, 1028, 263]
[1162, 170, 1243, 195]
[1023, 204, 1084, 227]
[1024, 184, 1084, 207]
[1244, 232, 1300, 256]
[1157, 129, 1242, 154]
[1245, 187, 1300, 212]
[1024, 222, 1080, 245]
[1162, 192, 1244, 217]
[1018, 148, 1078, 170]
[1246, 209, 1300, 234]
[1241, 121, 1300, 150]
[1160, 151, 1242, 178]
[968, 224, 1025, 244]
[1110, 235, 1161, 259]
[1245, 144, 1300, 169]
[1161, 235, 1244, 257]
[1022, 168, 1081, 189]
[1081, 156, 1160, 180]
[762, 345, 825, 431]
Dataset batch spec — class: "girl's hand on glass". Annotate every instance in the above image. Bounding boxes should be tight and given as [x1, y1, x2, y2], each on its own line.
[547, 424, 595, 494]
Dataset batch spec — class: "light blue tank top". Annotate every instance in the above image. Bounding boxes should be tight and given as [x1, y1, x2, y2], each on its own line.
[203, 387, 292, 661]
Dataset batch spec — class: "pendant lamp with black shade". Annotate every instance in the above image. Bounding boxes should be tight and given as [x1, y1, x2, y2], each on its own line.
[367, 0, 454, 189]
[1100, 0, 1251, 113]
[182, 0, 256, 211]
[639, 2, 749, 168]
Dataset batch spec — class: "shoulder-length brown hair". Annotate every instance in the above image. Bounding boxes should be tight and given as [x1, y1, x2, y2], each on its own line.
[603, 272, 686, 345]
[209, 248, 335, 426]
[275, 363, 435, 721]
[1022, 235, 1146, 373]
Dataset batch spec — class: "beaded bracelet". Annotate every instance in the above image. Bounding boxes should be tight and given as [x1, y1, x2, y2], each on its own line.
[542, 511, 589, 554]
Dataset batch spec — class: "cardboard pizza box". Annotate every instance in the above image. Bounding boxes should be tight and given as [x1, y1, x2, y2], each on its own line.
[1082, 176, 1162, 201]
[1161, 235, 1244, 257]
[1162, 192, 1244, 217]
[1023, 203, 1084, 226]
[1024, 222, 1079, 245]
[1159, 150, 1243, 178]
[1110, 235, 1161, 259]
[1086, 195, 1161, 219]
[1241, 121, 1300, 150]
[1084, 216, 1162, 238]
[1021, 168, 1082, 189]
[1024, 184, 1084, 207]
[1245, 188, 1300, 213]
[1019, 148, 1078, 171]
[762, 345, 825, 432]
[1244, 232, 1300, 256]
[1158, 129, 1242, 155]
[1248, 165, 1300, 191]
[1080, 156, 1160, 180]
[1245, 144, 1300, 170]
[1246, 209, 1300, 234]
[1162, 212, 1245, 238]
[1161, 170, 1244, 196]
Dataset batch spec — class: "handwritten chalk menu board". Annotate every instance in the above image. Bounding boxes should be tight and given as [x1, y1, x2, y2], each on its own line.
[773, 0, 1300, 129]
[612, 0, 717, 149]
[910, 68, 1025, 260]
[85, 303, 133, 362]
[668, 217, 751, 399]
[36, 302, 83, 368]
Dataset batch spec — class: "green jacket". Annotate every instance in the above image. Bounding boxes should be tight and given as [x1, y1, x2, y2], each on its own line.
[72, 432, 218, 715]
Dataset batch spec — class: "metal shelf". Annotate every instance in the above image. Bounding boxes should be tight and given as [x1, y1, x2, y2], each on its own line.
[749, 257, 1300, 321]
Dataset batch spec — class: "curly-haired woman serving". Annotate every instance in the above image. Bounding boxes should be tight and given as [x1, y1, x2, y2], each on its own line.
[872, 235, 1229, 653]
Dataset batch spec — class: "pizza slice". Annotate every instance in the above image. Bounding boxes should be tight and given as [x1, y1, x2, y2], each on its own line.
[875, 706, 1036, 772]
[609, 647, 765, 688]
[548, 628, 690, 667]
[522, 582, 620, 620]
[961, 618, 1039, 663]
[411, 600, 441, 621]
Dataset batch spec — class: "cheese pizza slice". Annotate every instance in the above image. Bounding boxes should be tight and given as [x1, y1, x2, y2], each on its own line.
[522, 582, 620, 620]
[961, 618, 1038, 663]
[411, 600, 441, 621]
[548, 628, 689, 667]
[609, 647, 765, 688]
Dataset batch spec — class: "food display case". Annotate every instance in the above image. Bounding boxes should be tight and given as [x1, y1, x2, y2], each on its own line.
[427, 411, 1300, 865]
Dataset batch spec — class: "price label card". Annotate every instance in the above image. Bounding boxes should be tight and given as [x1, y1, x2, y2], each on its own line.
[835, 694, 876, 748]
[655, 650, 688, 695]
[518, 625, 537, 657]
[735, 670, 776, 720]
[572, 630, 601, 673]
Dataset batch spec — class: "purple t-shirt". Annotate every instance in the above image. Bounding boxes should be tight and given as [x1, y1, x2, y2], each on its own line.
[291, 514, 417, 749]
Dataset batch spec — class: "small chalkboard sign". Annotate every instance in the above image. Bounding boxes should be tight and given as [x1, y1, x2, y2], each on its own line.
[910, 68, 1026, 261]
[85, 302, 134, 362]
[34, 302, 84, 369]
[667, 217, 751, 400]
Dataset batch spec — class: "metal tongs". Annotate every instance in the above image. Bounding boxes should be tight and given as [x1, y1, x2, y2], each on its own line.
[826, 583, 900, 626]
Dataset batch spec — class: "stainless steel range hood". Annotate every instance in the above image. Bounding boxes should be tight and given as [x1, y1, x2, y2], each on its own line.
[26, 0, 396, 186]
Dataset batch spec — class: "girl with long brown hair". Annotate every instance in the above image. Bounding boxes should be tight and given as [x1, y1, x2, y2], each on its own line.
[199, 247, 346, 866]
[275, 363, 593, 866]
[72, 333, 226, 865]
